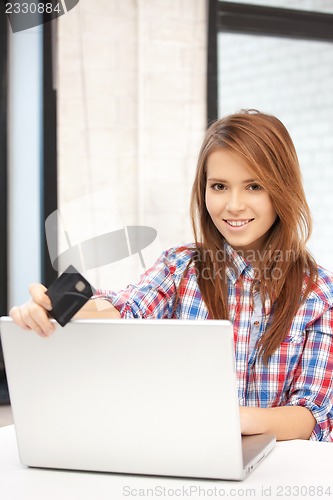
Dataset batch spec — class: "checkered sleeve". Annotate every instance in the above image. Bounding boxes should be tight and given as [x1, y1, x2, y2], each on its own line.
[286, 305, 333, 441]
[94, 246, 194, 319]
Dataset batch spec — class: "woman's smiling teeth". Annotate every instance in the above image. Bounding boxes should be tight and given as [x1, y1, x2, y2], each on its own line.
[224, 219, 254, 227]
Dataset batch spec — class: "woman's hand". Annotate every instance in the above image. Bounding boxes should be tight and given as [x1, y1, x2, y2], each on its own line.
[239, 405, 316, 441]
[9, 284, 121, 337]
[9, 284, 54, 337]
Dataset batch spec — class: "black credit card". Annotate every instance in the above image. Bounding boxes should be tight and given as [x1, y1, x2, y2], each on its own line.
[45, 266, 94, 327]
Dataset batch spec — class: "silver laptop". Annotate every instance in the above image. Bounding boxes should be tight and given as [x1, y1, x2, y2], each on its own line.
[0, 316, 275, 480]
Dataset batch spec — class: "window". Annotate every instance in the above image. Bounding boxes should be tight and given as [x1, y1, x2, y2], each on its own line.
[208, 0, 333, 269]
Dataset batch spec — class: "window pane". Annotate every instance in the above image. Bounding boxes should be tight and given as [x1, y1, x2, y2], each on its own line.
[220, 0, 333, 15]
[218, 32, 333, 269]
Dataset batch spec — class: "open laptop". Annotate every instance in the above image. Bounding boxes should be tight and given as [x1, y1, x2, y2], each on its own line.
[0, 316, 275, 480]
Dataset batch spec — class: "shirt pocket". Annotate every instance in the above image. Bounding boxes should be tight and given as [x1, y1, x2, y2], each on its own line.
[250, 333, 305, 407]
[278, 331, 305, 365]
[272, 333, 305, 402]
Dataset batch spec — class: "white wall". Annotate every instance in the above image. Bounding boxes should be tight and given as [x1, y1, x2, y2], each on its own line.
[56, 0, 207, 290]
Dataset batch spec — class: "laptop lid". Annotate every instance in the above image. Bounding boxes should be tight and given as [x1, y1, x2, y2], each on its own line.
[0, 317, 275, 480]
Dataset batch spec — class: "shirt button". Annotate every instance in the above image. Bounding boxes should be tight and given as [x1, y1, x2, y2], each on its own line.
[253, 321, 260, 327]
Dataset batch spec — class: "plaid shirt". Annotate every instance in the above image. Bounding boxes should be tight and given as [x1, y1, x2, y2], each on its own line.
[96, 244, 333, 441]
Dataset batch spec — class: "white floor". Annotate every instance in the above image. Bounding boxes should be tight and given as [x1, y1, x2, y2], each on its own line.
[0, 406, 13, 427]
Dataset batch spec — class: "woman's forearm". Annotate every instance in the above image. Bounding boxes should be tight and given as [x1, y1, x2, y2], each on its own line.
[74, 298, 121, 319]
[240, 405, 316, 441]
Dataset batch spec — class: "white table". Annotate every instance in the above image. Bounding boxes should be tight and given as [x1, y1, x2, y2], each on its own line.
[1, 425, 333, 500]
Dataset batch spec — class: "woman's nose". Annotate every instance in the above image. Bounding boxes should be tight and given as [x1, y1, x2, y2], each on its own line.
[225, 191, 246, 213]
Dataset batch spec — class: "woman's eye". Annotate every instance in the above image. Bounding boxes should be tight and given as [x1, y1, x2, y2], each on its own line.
[211, 183, 226, 191]
[248, 183, 262, 191]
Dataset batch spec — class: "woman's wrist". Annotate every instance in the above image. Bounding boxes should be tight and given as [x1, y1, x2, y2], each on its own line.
[239, 405, 316, 441]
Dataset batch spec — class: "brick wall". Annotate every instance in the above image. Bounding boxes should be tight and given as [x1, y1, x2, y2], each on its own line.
[218, 30, 333, 271]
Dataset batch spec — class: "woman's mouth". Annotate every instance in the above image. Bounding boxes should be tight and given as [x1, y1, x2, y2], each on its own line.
[224, 218, 254, 227]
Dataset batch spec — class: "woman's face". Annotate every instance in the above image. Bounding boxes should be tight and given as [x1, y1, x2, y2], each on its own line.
[205, 148, 277, 257]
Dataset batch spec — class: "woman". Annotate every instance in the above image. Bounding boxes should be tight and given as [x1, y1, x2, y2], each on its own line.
[10, 110, 333, 441]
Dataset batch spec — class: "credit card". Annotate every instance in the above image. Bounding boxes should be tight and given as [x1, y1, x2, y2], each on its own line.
[45, 266, 94, 326]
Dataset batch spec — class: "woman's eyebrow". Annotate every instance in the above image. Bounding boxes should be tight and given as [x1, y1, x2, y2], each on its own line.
[207, 177, 257, 183]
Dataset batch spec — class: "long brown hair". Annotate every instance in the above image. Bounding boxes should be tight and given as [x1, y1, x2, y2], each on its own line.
[190, 110, 317, 363]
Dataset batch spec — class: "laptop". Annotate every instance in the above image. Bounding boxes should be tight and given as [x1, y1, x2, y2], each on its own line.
[0, 316, 275, 480]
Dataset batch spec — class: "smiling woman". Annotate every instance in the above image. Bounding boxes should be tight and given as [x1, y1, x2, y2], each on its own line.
[10, 110, 333, 442]
[205, 148, 277, 257]
[190, 111, 316, 351]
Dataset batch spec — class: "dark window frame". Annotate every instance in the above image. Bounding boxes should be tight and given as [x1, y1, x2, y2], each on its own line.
[0, 2, 8, 384]
[0, 4, 8, 318]
[207, 1, 333, 124]
[43, 18, 58, 286]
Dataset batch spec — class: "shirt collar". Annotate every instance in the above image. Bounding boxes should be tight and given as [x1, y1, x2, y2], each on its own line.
[224, 241, 256, 283]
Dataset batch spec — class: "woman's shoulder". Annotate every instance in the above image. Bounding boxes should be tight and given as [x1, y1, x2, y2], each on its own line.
[160, 243, 198, 268]
[146, 244, 199, 282]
